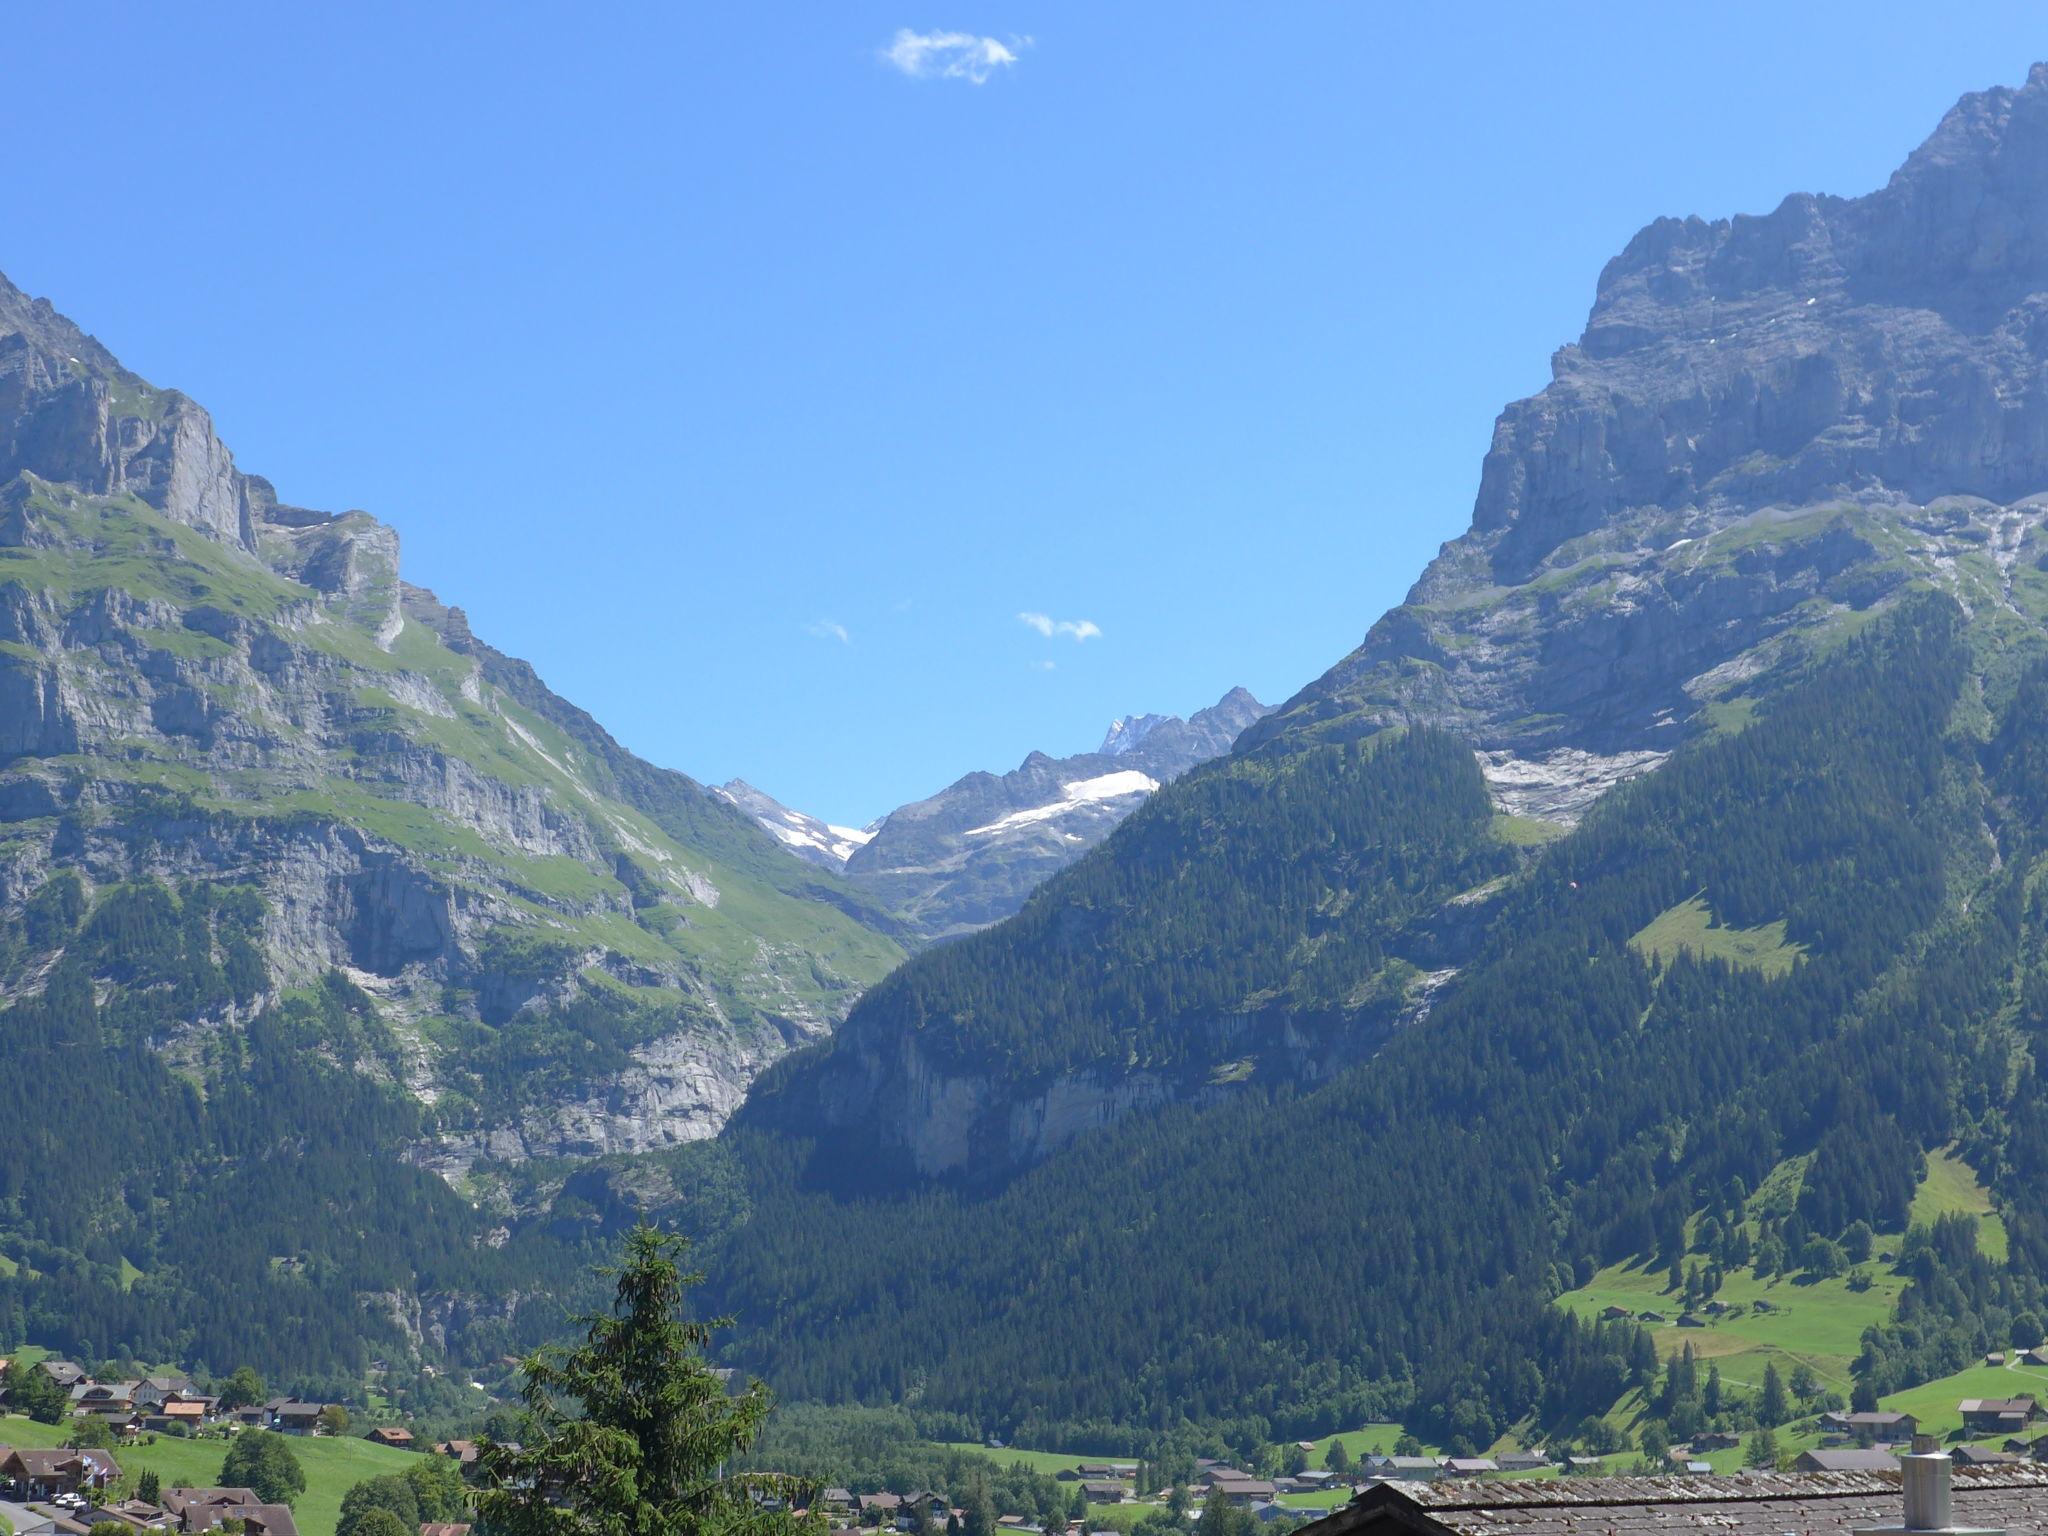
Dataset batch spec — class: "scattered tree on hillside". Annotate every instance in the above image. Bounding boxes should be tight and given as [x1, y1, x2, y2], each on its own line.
[138, 1469, 161, 1505]
[347, 1512, 411, 1536]
[221, 1429, 307, 1508]
[218, 1366, 267, 1411]
[1759, 1364, 1788, 1426]
[11, 1363, 69, 1424]
[476, 1225, 815, 1536]
[338, 1475, 421, 1536]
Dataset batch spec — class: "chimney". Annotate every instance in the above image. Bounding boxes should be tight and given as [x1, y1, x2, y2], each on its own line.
[1901, 1440, 1951, 1532]
[1849, 1436, 2000, 1536]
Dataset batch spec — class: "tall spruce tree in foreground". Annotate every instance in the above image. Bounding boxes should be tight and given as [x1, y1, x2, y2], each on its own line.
[477, 1226, 815, 1536]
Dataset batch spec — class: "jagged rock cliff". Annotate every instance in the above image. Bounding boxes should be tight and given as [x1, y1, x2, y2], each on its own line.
[0, 268, 904, 1164]
[1246, 62, 2048, 794]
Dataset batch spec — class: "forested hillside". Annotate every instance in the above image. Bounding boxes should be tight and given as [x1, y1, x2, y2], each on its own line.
[717, 594, 2042, 1448]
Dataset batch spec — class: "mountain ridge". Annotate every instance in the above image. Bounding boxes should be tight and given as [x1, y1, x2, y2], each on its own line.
[718, 685, 1268, 941]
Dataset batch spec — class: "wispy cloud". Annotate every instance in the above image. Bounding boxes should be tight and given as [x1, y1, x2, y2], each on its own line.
[1018, 611, 1101, 642]
[1033, 659, 1058, 671]
[880, 28, 1029, 83]
[807, 619, 851, 644]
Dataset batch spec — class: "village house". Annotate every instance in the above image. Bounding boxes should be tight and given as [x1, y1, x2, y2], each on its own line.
[1081, 1481, 1127, 1504]
[1688, 1431, 1739, 1453]
[1492, 1452, 1550, 1473]
[366, 1427, 415, 1449]
[419, 1524, 471, 1536]
[1958, 1395, 2041, 1435]
[1207, 1477, 1278, 1506]
[1366, 1456, 1441, 1483]
[268, 1400, 326, 1435]
[0, 1447, 122, 1501]
[1793, 1447, 1898, 1473]
[161, 1487, 300, 1536]
[1949, 1445, 2024, 1468]
[1817, 1410, 1917, 1442]
[83, 1497, 173, 1531]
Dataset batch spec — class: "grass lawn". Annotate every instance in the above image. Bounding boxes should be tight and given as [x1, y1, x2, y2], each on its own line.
[1556, 1253, 1901, 1394]
[933, 1443, 1130, 1477]
[1909, 1147, 2009, 1262]
[0, 1415, 421, 1536]
[1628, 895, 1804, 979]
[1304, 1423, 1436, 1463]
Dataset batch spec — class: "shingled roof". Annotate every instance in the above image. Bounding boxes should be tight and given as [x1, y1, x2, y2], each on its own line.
[1296, 1465, 2048, 1536]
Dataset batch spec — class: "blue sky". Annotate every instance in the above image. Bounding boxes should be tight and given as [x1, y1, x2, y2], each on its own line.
[7, 5, 2047, 824]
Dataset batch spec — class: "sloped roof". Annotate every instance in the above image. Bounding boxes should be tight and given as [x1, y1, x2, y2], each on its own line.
[1299, 1465, 2048, 1536]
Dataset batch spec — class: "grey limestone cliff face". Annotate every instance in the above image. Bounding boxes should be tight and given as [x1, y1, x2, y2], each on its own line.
[1245, 62, 2048, 817]
[0, 267, 902, 1166]
[841, 685, 1268, 940]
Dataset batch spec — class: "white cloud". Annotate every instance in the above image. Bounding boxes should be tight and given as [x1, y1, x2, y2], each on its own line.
[1019, 611, 1101, 642]
[1033, 659, 1057, 671]
[880, 28, 1029, 83]
[807, 619, 851, 644]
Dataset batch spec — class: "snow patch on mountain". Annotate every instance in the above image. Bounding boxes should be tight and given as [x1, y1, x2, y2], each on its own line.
[716, 781, 875, 868]
[964, 770, 1162, 837]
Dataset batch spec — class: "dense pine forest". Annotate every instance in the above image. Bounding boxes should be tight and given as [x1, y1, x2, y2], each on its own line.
[712, 594, 2048, 1451]
[0, 871, 614, 1390]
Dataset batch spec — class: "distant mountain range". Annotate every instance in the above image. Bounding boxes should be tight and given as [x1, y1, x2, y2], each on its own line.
[719, 687, 1267, 940]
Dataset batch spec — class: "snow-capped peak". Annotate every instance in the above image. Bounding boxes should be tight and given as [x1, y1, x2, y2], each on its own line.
[1099, 712, 1173, 757]
[716, 780, 875, 868]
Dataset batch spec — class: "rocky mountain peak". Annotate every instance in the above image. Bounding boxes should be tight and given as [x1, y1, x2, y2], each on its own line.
[1099, 712, 1171, 757]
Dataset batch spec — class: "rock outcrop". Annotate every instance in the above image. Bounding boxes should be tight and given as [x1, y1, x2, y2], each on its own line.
[1247, 62, 2048, 780]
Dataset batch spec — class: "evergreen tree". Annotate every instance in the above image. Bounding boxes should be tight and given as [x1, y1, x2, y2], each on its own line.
[138, 1470, 161, 1506]
[1746, 1428, 1779, 1470]
[1760, 1364, 1788, 1426]
[476, 1226, 813, 1536]
[963, 1479, 997, 1536]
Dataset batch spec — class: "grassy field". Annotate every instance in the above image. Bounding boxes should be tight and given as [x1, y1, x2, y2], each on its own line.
[1628, 895, 1804, 979]
[1556, 1252, 1902, 1394]
[1304, 1423, 1436, 1463]
[1909, 1147, 2009, 1261]
[934, 1443, 1127, 1477]
[1879, 1360, 2048, 1442]
[0, 1414, 421, 1536]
